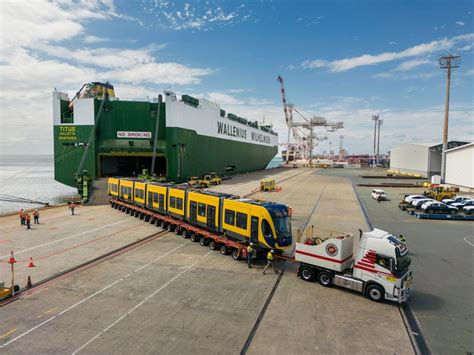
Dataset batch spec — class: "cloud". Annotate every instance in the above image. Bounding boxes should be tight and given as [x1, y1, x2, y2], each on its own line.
[142, 1, 249, 31]
[392, 59, 432, 72]
[301, 33, 474, 72]
[83, 35, 109, 44]
[456, 21, 465, 26]
[0, 0, 215, 155]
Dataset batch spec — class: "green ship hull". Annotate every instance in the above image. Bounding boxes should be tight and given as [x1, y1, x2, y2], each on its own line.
[53, 90, 278, 188]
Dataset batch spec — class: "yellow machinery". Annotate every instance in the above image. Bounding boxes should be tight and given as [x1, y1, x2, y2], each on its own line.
[187, 176, 201, 187]
[209, 172, 222, 185]
[0, 282, 13, 301]
[423, 185, 457, 201]
[260, 179, 276, 192]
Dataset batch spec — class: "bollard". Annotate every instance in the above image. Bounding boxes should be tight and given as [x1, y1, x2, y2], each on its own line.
[26, 275, 32, 289]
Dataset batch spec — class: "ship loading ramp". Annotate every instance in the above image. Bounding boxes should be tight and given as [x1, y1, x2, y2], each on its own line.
[98, 153, 166, 178]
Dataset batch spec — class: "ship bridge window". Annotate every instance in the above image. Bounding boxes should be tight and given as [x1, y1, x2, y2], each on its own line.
[225, 209, 235, 225]
[198, 203, 206, 217]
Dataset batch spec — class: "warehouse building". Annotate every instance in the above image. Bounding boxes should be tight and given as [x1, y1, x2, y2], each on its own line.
[390, 141, 468, 178]
[445, 143, 474, 190]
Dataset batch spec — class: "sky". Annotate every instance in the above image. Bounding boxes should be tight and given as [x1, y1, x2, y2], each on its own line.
[0, 0, 473, 156]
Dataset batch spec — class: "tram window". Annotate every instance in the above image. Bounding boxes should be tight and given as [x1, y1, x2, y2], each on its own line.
[262, 219, 274, 238]
[135, 189, 139, 198]
[236, 212, 248, 229]
[153, 193, 158, 203]
[159, 194, 164, 206]
[176, 198, 183, 210]
[127, 187, 131, 197]
[170, 196, 176, 208]
[198, 203, 206, 217]
[225, 209, 235, 225]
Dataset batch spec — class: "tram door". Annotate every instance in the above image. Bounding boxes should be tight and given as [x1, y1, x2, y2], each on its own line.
[250, 216, 259, 244]
[148, 192, 153, 209]
[207, 206, 216, 230]
[159, 194, 165, 212]
[189, 201, 197, 223]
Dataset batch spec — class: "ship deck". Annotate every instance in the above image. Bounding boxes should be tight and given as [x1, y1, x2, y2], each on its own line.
[2, 167, 468, 353]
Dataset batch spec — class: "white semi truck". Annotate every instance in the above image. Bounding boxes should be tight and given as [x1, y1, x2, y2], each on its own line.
[295, 229, 412, 303]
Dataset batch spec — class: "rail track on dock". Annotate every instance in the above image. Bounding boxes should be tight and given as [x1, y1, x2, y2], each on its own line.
[0, 230, 170, 308]
[240, 183, 327, 354]
[1, 168, 313, 311]
[351, 183, 431, 355]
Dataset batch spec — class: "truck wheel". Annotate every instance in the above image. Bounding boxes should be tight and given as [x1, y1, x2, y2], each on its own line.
[231, 248, 240, 260]
[209, 240, 217, 250]
[199, 237, 208, 246]
[300, 266, 315, 282]
[318, 271, 333, 287]
[190, 233, 199, 242]
[220, 245, 228, 255]
[366, 284, 385, 302]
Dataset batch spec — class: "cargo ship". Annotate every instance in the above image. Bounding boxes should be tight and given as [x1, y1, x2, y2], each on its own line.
[53, 82, 278, 189]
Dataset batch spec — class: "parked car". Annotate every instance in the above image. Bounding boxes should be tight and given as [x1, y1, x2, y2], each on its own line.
[451, 199, 474, 208]
[412, 198, 435, 208]
[442, 196, 471, 205]
[372, 189, 388, 201]
[463, 206, 474, 215]
[421, 202, 458, 215]
[420, 201, 438, 210]
[404, 195, 426, 203]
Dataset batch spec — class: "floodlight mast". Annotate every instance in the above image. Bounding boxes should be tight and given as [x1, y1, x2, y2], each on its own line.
[439, 54, 460, 183]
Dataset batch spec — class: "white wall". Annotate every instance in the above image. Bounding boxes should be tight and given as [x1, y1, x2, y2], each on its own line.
[446, 144, 474, 189]
[390, 143, 430, 177]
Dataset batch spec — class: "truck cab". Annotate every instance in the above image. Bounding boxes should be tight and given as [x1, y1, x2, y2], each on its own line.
[296, 228, 412, 303]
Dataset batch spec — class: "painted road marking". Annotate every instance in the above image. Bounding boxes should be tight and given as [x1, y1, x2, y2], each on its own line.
[72, 250, 212, 355]
[0, 243, 187, 349]
[0, 328, 17, 340]
[0, 220, 127, 259]
[464, 236, 474, 247]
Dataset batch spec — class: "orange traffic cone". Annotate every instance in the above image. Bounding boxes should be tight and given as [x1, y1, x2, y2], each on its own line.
[26, 275, 32, 288]
[27, 257, 35, 268]
[8, 251, 16, 264]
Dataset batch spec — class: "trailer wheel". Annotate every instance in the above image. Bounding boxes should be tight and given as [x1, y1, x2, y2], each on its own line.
[155, 219, 161, 227]
[167, 224, 175, 232]
[209, 240, 217, 250]
[300, 266, 315, 282]
[190, 233, 199, 242]
[199, 237, 208, 246]
[174, 226, 181, 235]
[182, 229, 189, 238]
[161, 222, 168, 230]
[220, 245, 228, 255]
[366, 284, 385, 302]
[231, 248, 240, 260]
[318, 271, 333, 287]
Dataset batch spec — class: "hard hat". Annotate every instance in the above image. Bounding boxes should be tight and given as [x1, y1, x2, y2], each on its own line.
[271, 250, 275, 253]
[250, 243, 254, 246]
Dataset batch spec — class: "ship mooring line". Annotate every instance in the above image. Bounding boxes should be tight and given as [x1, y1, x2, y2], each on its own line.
[351, 183, 431, 355]
[240, 183, 326, 355]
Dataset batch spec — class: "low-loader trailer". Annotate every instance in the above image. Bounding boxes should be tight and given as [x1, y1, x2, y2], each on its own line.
[295, 229, 412, 303]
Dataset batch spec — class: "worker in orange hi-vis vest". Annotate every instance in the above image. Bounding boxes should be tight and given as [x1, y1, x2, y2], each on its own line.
[19, 209, 25, 226]
[69, 202, 76, 216]
[25, 213, 31, 230]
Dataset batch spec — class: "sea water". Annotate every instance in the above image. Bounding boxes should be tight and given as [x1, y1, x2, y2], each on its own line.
[0, 155, 78, 215]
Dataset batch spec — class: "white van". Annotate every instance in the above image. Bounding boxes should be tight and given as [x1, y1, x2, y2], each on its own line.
[372, 189, 387, 201]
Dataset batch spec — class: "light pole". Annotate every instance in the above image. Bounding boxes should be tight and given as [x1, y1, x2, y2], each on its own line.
[439, 54, 460, 183]
[376, 119, 383, 166]
[372, 114, 379, 167]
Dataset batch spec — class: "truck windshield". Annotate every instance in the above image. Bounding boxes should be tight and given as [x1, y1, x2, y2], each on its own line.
[396, 255, 411, 275]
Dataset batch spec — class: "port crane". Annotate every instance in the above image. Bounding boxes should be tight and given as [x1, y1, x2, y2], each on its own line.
[277, 75, 344, 163]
